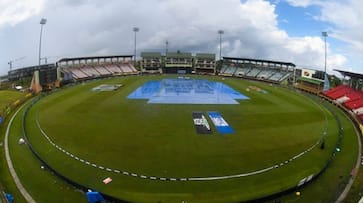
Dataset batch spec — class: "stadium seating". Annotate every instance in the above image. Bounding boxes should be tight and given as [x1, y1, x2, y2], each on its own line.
[219, 66, 236, 76]
[119, 64, 133, 74]
[324, 85, 363, 112]
[60, 62, 138, 82]
[69, 68, 89, 79]
[279, 72, 292, 81]
[335, 91, 363, 106]
[335, 96, 350, 104]
[234, 67, 251, 77]
[269, 72, 285, 81]
[323, 85, 353, 100]
[82, 66, 100, 77]
[323, 85, 351, 99]
[353, 106, 363, 115]
[104, 64, 123, 74]
[345, 91, 363, 102]
[128, 64, 138, 72]
[256, 69, 274, 79]
[344, 98, 363, 110]
[94, 66, 112, 76]
[220, 64, 291, 83]
[246, 68, 261, 77]
[225, 67, 237, 75]
[220, 66, 228, 74]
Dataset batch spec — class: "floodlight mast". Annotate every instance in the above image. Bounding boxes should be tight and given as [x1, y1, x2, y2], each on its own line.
[218, 30, 224, 61]
[39, 18, 47, 69]
[8, 56, 25, 71]
[166, 40, 169, 55]
[8, 61, 13, 71]
[41, 57, 48, 64]
[133, 27, 139, 65]
[322, 31, 328, 76]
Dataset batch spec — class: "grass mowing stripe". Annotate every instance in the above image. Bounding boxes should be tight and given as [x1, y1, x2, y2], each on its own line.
[21, 75, 352, 202]
[33, 85, 330, 183]
[0, 90, 25, 110]
[27, 76, 330, 201]
[7, 100, 87, 203]
[278, 101, 359, 203]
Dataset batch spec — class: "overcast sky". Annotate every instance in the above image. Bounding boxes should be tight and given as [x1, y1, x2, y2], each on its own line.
[1, 0, 363, 76]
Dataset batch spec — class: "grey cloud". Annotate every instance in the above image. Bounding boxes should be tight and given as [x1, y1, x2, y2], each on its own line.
[0, 0, 346, 75]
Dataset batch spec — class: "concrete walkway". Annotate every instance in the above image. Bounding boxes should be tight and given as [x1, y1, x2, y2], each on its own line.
[4, 105, 36, 203]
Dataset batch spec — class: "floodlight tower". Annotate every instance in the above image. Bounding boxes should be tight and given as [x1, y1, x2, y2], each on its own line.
[322, 31, 328, 76]
[166, 40, 169, 55]
[133, 27, 139, 65]
[39, 18, 47, 68]
[41, 57, 49, 64]
[8, 61, 13, 71]
[218, 30, 224, 61]
[8, 56, 26, 71]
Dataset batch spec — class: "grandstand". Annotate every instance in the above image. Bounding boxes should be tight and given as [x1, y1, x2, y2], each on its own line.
[220, 57, 294, 83]
[164, 51, 193, 74]
[8, 54, 331, 96]
[296, 77, 324, 94]
[104, 64, 122, 74]
[295, 68, 326, 94]
[234, 66, 251, 77]
[57, 55, 138, 81]
[7, 64, 59, 92]
[323, 69, 363, 123]
[8, 64, 55, 81]
[4, 52, 362, 203]
[219, 65, 236, 76]
[323, 84, 363, 120]
[141, 52, 163, 74]
[194, 53, 216, 75]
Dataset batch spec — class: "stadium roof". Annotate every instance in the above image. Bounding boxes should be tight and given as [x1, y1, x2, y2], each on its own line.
[8, 64, 54, 74]
[298, 77, 323, 85]
[334, 69, 363, 79]
[166, 52, 192, 58]
[58, 55, 133, 63]
[141, 52, 162, 58]
[195, 53, 215, 59]
[223, 57, 296, 67]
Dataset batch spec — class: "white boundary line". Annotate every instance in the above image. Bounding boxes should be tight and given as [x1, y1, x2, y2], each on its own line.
[35, 115, 326, 182]
[33, 96, 329, 182]
[5, 104, 36, 202]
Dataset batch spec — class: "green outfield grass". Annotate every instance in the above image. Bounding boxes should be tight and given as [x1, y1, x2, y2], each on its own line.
[0, 89, 26, 200]
[0, 74, 355, 203]
[0, 90, 24, 110]
[17, 75, 346, 202]
[277, 101, 359, 202]
[2, 100, 87, 203]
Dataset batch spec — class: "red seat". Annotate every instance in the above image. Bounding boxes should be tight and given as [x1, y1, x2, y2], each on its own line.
[324, 85, 353, 99]
[358, 114, 363, 121]
[344, 99, 363, 110]
[323, 85, 348, 96]
[345, 91, 363, 102]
